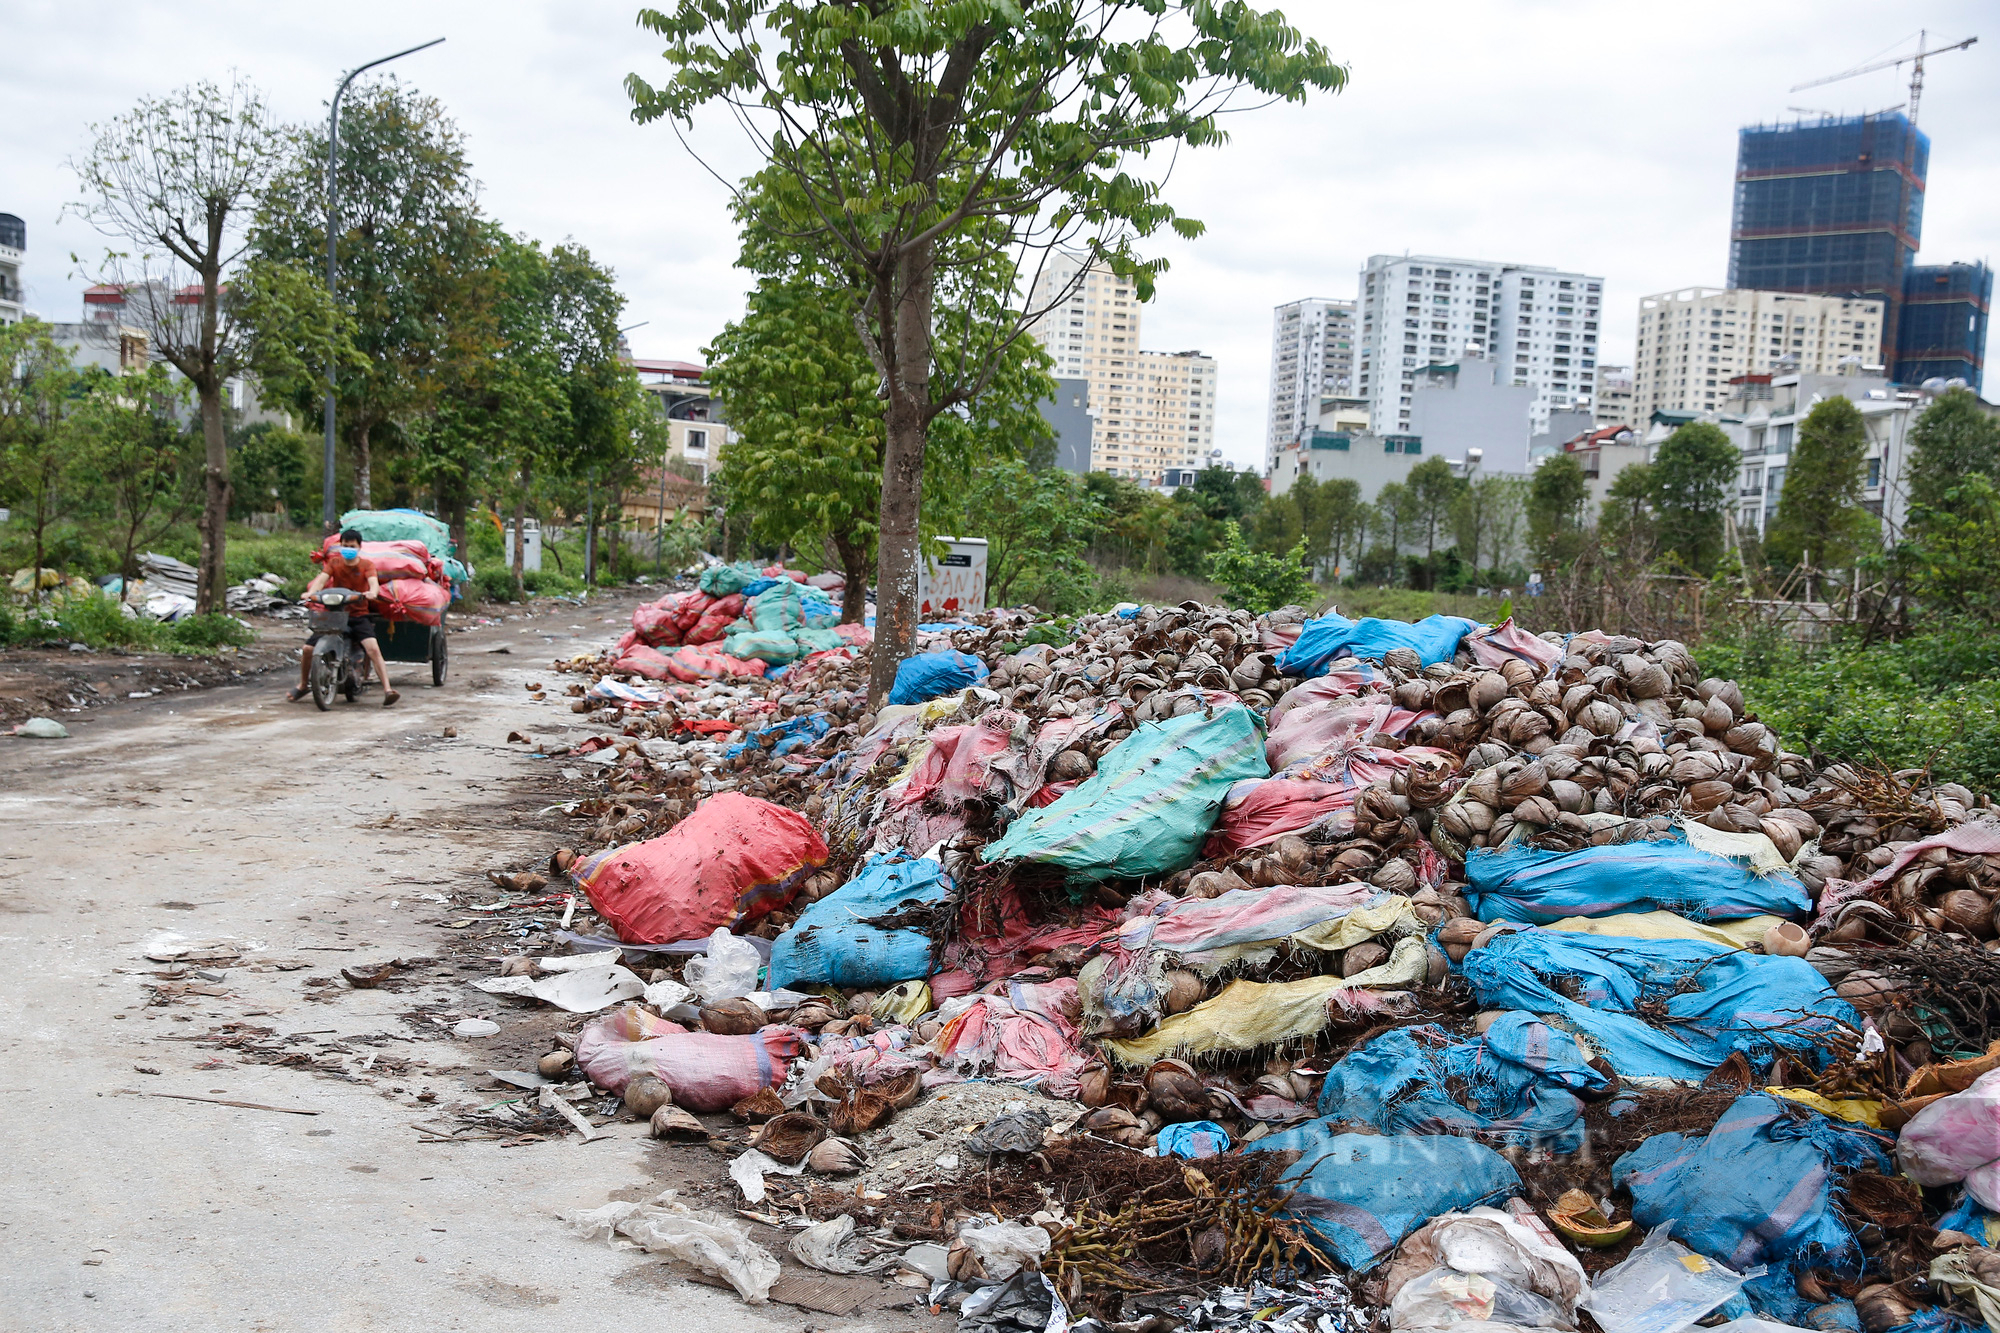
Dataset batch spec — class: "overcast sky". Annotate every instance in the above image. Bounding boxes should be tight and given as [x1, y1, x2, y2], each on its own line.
[5, 0, 1995, 467]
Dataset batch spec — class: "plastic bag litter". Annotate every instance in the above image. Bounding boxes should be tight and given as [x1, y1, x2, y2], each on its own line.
[12, 717, 69, 739]
[1389, 1267, 1570, 1332]
[887, 648, 989, 706]
[728, 1147, 805, 1204]
[1317, 1014, 1608, 1152]
[1244, 1124, 1521, 1270]
[966, 1109, 1051, 1157]
[983, 706, 1269, 884]
[561, 1191, 780, 1302]
[1461, 931, 1856, 1082]
[1614, 1093, 1892, 1278]
[1898, 1067, 2000, 1208]
[683, 929, 764, 1004]
[1580, 1225, 1764, 1333]
[790, 1214, 897, 1274]
[472, 963, 644, 1012]
[1464, 836, 1811, 925]
[1155, 1120, 1231, 1159]
[956, 1220, 1051, 1281]
[568, 792, 826, 943]
[959, 1269, 1067, 1333]
[765, 852, 951, 990]
[1277, 611, 1477, 676]
[572, 1003, 806, 1111]
[1384, 1205, 1585, 1329]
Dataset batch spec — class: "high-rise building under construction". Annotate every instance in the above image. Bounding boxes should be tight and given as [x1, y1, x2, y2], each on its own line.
[1728, 111, 1926, 375]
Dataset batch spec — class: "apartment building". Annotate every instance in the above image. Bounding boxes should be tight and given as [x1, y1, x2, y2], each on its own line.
[0, 213, 23, 325]
[1355, 255, 1603, 437]
[1724, 370, 1919, 543]
[1631, 288, 1883, 418]
[1265, 297, 1356, 467]
[1026, 252, 1216, 481]
[1593, 365, 1634, 429]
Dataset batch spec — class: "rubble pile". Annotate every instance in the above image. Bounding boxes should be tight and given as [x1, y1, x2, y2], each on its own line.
[478, 592, 2000, 1330]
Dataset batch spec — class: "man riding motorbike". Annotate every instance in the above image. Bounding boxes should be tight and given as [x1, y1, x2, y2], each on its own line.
[289, 528, 399, 707]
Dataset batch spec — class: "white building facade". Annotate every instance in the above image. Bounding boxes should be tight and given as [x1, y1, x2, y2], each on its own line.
[1592, 364, 1635, 428]
[0, 213, 25, 325]
[1026, 253, 1216, 482]
[1357, 255, 1603, 438]
[1725, 371, 1919, 544]
[1265, 297, 1356, 467]
[1632, 288, 1884, 420]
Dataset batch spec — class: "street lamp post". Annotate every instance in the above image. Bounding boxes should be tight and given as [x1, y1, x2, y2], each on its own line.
[321, 37, 445, 532]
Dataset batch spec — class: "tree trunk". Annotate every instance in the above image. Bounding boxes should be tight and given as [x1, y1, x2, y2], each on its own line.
[353, 418, 373, 511]
[439, 473, 469, 568]
[833, 531, 869, 625]
[196, 378, 230, 615]
[867, 241, 936, 705]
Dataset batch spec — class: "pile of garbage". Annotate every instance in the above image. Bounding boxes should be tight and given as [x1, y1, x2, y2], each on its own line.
[610, 564, 861, 681]
[489, 597, 2000, 1331]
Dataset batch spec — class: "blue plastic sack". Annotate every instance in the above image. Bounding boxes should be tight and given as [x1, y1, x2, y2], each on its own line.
[1245, 1123, 1520, 1269]
[1154, 1121, 1230, 1159]
[982, 705, 1268, 883]
[887, 650, 989, 706]
[1276, 612, 1476, 676]
[1461, 930, 1858, 1081]
[725, 712, 831, 760]
[765, 852, 950, 989]
[1465, 836, 1811, 924]
[1616, 1091, 1893, 1277]
[1315, 1013, 1609, 1151]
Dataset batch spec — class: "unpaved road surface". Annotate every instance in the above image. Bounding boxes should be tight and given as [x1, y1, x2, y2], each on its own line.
[0, 597, 917, 1332]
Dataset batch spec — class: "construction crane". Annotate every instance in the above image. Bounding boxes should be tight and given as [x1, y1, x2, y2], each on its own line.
[1791, 30, 1977, 126]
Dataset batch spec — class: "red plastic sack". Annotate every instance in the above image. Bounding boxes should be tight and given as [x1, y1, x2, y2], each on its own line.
[574, 1004, 807, 1111]
[614, 644, 676, 680]
[613, 629, 639, 657]
[316, 536, 442, 584]
[632, 590, 715, 647]
[378, 577, 449, 626]
[664, 647, 768, 682]
[568, 791, 827, 943]
[687, 593, 745, 645]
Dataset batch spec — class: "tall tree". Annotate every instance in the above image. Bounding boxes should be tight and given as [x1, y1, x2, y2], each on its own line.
[0, 322, 83, 590]
[71, 364, 196, 593]
[1373, 482, 1413, 555]
[1766, 396, 1876, 571]
[1649, 421, 1738, 574]
[69, 76, 285, 611]
[629, 1, 1343, 700]
[1406, 456, 1468, 561]
[1454, 473, 1526, 575]
[254, 79, 485, 508]
[1527, 454, 1589, 565]
[1906, 386, 2000, 521]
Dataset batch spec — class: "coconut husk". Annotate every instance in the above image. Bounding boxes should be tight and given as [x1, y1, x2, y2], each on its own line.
[751, 1111, 827, 1164]
[731, 1086, 787, 1122]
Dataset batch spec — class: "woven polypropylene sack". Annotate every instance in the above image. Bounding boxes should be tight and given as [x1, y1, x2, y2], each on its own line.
[766, 853, 951, 990]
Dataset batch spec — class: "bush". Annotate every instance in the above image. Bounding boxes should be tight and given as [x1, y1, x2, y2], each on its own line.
[1205, 522, 1316, 614]
[1699, 624, 2000, 791]
[165, 612, 256, 651]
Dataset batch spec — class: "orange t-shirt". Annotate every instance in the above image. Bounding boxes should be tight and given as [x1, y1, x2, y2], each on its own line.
[322, 553, 377, 595]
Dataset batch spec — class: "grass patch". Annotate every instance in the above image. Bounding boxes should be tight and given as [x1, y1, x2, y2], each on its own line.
[1698, 625, 2000, 792]
[0, 592, 255, 654]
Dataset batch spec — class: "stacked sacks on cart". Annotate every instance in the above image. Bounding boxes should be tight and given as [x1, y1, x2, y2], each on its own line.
[337, 507, 470, 598]
[533, 595, 2000, 1328]
[313, 532, 452, 626]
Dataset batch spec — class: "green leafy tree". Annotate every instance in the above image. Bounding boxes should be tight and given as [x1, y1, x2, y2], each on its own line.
[1899, 475, 2000, 625]
[1406, 456, 1468, 562]
[1649, 421, 1738, 573]
[69, 75, 285, 611]
[1188, 466, 1266, 523]
[1527, 454, 1589, 565]
[71, 365, 196, 592]
[1598, 460, 1656, 554]
[254, 79, 486, 508]
[1454, 473, 1528, 576]
[0, 322, 84, 589]
[628, 1, 1344, 700]
[1372, 482, 1414, 555]
[1766, 396, 1877, 571]
[940, 459, 1106, 611]
[1907, 387, 2000, 521]
[1206, 521, 1314, 613]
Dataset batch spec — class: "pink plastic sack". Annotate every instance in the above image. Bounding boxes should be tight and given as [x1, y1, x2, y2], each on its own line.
[316, 536, 442, 584]
[1265, 669, 1387, 729]
[568, 791, 827, 942]
[664, 647, 768, 682]
[574, 1004, 807, 1111]
[1465, 618, 1560, 673]
[614, 644, 677, 680]
[687, 593, 745, 645]
[1897, 1067, 2000, 1207]
[378, 577, 449, 626]
[1267, 699, 1427, 771]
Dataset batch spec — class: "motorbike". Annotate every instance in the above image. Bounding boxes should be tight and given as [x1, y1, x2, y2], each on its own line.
[304, 588, 369, 710]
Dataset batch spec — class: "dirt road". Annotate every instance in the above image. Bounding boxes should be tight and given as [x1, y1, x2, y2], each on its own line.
[0, 598, 913, 1331]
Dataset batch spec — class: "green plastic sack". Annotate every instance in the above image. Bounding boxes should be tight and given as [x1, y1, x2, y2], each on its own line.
[699, 561, 764, 597]
[792, 627, 846, 656]
[750, 580, 805, 632]
[982, 705, 1268, 883]
[723, 629, 801, 665]
[340, 509, 454, 556]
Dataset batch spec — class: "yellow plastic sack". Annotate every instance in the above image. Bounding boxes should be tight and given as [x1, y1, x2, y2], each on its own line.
[1539, 911, 1782, 950]
[1765, 1088, 1883, 1127]
[873, 980, 932, 1025]
[1104, 936, 1429, 1066]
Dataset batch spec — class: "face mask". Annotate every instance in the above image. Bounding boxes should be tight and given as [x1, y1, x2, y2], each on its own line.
[338, 546, 360, 562]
